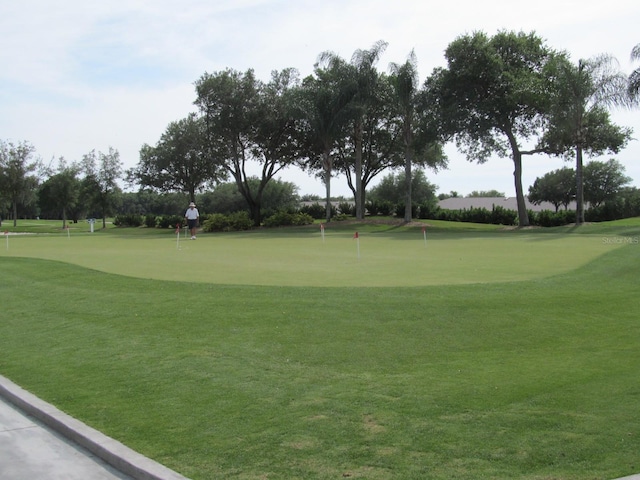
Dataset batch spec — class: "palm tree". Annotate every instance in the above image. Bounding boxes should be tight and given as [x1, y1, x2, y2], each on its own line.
[349, 40, 388, 219]
[541, 54, 632, 224]
[318, 40, 388, 220]
[299, 58, 356, 222]
[389, 50, 420, 222]
[630, 43, 640, 100]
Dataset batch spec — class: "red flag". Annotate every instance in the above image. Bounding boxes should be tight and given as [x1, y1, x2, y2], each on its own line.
[353, 231, 359, 239]
[175, 223, 180, 234]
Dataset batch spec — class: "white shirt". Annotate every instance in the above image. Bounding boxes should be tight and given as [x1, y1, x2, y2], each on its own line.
[185, 207, 199, 220]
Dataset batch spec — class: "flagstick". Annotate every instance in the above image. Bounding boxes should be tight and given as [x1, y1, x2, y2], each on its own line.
[4, 232, 8, 250]
[320, 223, 325, 243]
[354, 231, 360, 260]
[423, 226, 427, 247]
[176, 226, 181, 250]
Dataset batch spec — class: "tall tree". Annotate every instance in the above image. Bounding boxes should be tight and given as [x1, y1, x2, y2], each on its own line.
[583, 158, 632, 207]
[195, 69, 301, 226]
[128, 113, 224, 203]
[629, 43, 640, 100]
[425, 31, 559, 226]
[347, 40, 388, 219]
[539, 54, 632, 224]
[82, 147, 123, 228]
[297, 60, 356, 222]
[0, 140, 40, 226]
[389, 50, 420, 222]
[38, 159, 81, 228]
[528, 167, 576, 212]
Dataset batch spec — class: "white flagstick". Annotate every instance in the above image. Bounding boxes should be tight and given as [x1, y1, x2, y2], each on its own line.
[176, 225, 181, 250]
[320, 223, 325, 243]
[4, 231, 8, 250]
[423, 225, 427, 247]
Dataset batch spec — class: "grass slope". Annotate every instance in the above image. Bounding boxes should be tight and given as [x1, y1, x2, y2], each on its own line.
[1, 220, 639, 479]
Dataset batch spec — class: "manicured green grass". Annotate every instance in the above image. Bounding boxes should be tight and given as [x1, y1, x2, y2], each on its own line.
[1, 219, 639, 479]
[0, 220, 622, 287]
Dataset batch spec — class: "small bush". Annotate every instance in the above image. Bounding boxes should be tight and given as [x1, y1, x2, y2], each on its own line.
[394, 203, 418, 218]
[202, 212, 253, 232]
[300, 203, 326, 219]
[263, 211, 314, 227]
[113, 214, 143, 227]
[365, 201, 379, 216]
[337, 202, 355, 216]
[144, 214, 157, 228]
[202, 214, 229, 232]
[228, 211, 253, 230]
[157, 215, 184, 229]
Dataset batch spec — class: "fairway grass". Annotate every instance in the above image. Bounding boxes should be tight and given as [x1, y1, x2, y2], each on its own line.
[1, 220, 639, 479]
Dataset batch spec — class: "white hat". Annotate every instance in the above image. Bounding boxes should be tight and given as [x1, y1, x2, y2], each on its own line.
[189, 202, 196, 207]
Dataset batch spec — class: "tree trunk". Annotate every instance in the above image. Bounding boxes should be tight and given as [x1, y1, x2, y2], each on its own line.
[403, 129, 413, 223]
[323, 151, 332, 223]
[512, 151, 529, 227]
[354, 121, 364, 220]
[575, 147, 585, 225]
[12, 201, 17, 227]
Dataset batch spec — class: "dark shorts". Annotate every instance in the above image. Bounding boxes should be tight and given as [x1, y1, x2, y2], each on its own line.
[187, 219, 197, 229]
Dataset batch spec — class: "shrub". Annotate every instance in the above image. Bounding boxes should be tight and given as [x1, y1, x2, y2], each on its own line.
[113, 214, 143, 227]
[417, 201, 439, 219]
[202, 214, 229, 232]
[377, 201, 394, 216]
[365, 201, 379, 216]
[394, 203, 418, 218]
[228, 211, 253, 230]
[144, 214, 157, 228]
[337, 202, 355, 216]
[157, 214, 184, 229]
[263, 211, 314, 227]
[203, 212, 253, 232]
[300, 203, 325, 219]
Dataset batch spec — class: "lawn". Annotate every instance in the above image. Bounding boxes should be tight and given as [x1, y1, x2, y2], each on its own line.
[1, 219, 639, 479]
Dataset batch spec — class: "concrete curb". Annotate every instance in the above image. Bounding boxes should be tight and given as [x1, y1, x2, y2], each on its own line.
[0, 375, 189, 480]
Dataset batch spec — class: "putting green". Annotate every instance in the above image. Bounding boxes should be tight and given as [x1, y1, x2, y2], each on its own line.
[0, 229, 618, 287]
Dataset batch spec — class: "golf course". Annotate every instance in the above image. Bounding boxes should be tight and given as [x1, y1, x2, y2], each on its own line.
[1, 218, 639, 479]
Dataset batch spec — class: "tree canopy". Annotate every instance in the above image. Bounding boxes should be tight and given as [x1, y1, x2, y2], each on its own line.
[424, 30, 561, 226]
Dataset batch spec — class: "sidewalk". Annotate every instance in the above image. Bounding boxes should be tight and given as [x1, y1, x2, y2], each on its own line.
[0, 375, 189, 480]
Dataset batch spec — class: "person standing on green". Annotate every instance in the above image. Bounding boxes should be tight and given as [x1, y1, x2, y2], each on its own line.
[185, 202, 199, 239]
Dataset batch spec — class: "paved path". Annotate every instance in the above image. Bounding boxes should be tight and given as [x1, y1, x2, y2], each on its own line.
[0, 375, 188, 480]
[0, 396, 131, 479]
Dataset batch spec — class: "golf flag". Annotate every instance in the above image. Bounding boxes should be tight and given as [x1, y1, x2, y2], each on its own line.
[176, 223, 181, 249]
[320, 223, 325, 242]
[422, 225, 427, 247]
[353, 231, 360, 259]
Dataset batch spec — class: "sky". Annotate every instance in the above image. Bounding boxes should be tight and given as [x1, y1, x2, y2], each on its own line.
[1, 0, 639, 198]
